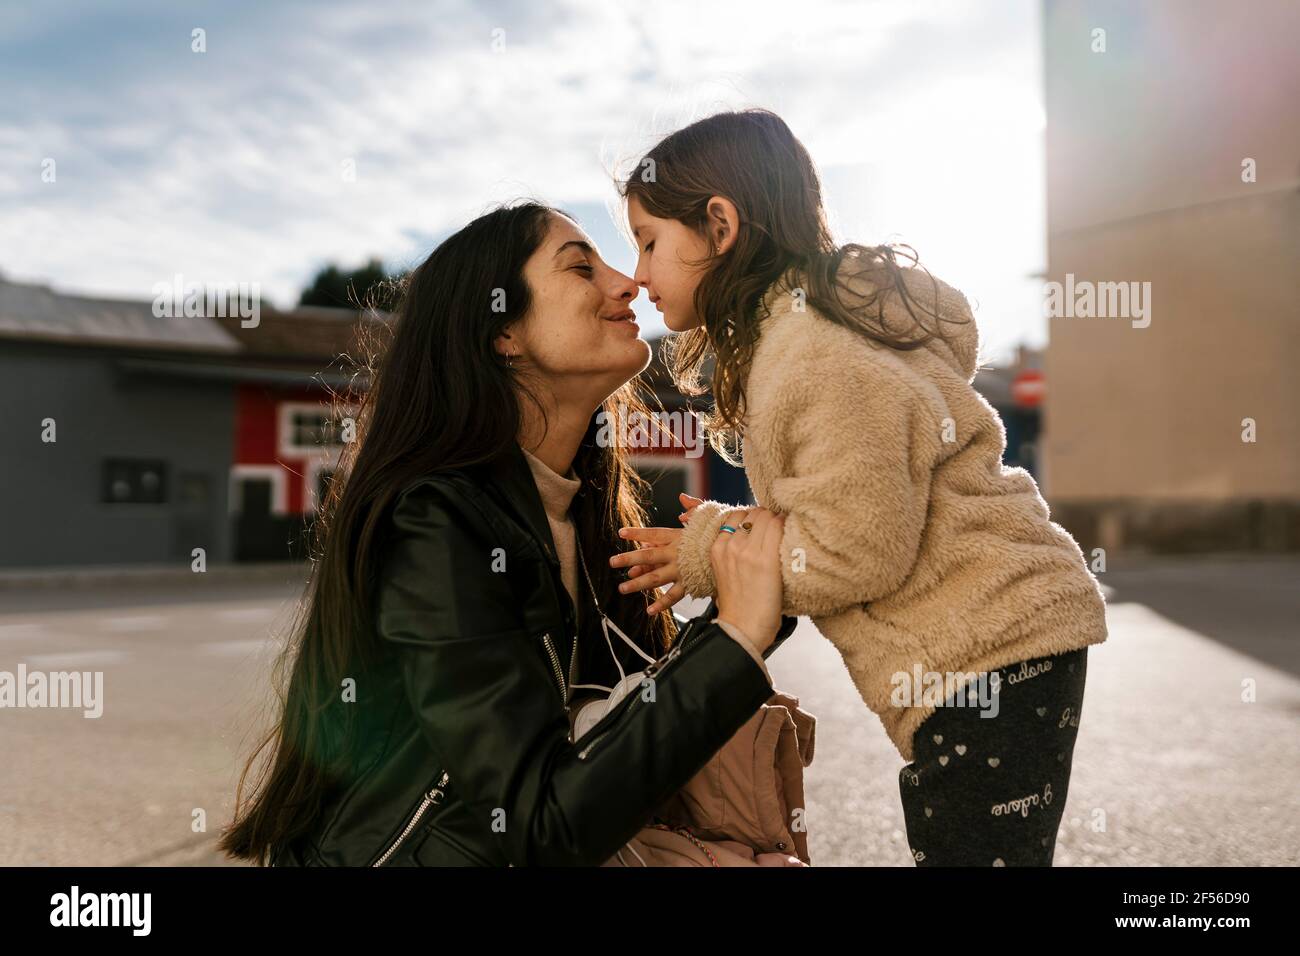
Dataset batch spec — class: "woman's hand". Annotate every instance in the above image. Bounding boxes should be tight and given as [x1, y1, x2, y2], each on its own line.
[711, 508, 786, 654]
[613, 496, 752, 615]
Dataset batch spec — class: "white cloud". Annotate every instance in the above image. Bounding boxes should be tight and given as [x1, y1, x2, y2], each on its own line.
[0, 0, 1044, 356]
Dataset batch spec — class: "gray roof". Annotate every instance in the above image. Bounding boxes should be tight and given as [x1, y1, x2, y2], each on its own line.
[113, 356, 367, 389]
[0, 277, 242, 352]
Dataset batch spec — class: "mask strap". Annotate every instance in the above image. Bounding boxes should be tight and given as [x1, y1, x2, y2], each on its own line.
[567, 614, 653, 696]
[577, 522, 660, 671]
[602, 611, 658, 667]
[573, 612, 634, 696]
[567, 523, 660, 700]
[565, 616, 617, 695]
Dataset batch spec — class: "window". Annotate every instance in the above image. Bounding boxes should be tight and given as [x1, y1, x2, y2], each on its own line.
[102, 459, 168, 504]
[291, 410, 343, 450]
[280, 404, 357, 455]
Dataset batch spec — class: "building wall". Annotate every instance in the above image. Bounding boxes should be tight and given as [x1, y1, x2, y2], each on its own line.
[0, 344, 236, 567]
[1041, 0, 1300, 553]
[1045, 188, 1300, 501]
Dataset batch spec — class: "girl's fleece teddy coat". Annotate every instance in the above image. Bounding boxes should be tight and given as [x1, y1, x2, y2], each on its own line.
[676, 262, 1109, 762]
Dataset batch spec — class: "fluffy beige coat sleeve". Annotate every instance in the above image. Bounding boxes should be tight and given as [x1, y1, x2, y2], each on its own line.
[676, 340, 944, 619]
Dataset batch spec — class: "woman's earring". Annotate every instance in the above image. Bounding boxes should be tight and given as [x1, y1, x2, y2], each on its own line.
[506, 352, 514, 369]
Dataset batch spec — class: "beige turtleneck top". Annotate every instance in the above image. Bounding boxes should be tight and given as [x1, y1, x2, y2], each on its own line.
[520, 446, 771, 685]
[521, 446, 583, 612]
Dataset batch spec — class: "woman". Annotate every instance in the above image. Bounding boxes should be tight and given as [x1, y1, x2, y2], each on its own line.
[217, 200, 798, 867]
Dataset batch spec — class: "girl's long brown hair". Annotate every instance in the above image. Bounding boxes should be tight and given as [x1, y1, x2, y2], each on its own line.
[621, 108, 968, 463]
[218, 201, 675, 865]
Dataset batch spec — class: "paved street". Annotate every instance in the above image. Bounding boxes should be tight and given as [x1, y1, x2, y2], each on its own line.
[769, 556, 1300, 866]
[1, 556, 1296, 866]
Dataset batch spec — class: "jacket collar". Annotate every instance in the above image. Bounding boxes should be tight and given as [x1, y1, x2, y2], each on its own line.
[473, 441, 562, 569]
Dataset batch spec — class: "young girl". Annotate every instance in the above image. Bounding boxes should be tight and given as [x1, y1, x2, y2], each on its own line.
[610, 109, 1109, 866]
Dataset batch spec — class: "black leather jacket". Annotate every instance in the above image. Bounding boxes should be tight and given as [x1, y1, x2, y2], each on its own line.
[270, 441, 796, 866]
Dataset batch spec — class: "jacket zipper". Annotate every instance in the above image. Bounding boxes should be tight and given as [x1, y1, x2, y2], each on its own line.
[541, 631, 568, 703]
[371, 770, 450, 866]
[566, 623, 578, 700]
[574, 614, 711, 761]
[544, 537, 582, 706]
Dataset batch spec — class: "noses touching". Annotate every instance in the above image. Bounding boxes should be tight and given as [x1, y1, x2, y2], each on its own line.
[630, 259, 658, 304]
[595, 263, 641, 320]
[633, 272, 658, 304]
[598, 263, 641, 307]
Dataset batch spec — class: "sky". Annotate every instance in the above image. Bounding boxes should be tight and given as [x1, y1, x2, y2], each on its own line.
[0, 0, 1046, 364]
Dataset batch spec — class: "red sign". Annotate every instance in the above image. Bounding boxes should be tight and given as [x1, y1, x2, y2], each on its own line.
[1011, 369, 1045, 408]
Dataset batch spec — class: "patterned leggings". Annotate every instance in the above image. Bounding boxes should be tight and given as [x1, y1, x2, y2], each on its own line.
[897, 647, 1089, 866]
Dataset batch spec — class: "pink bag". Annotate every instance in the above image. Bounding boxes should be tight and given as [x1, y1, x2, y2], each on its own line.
[601, 688, 817, 867]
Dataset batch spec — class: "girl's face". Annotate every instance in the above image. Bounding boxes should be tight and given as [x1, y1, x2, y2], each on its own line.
[504, 213, 651, 404]
[627, 195, 713, 332]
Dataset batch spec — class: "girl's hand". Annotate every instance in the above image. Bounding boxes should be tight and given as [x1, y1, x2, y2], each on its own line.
[610, 526, 684, 615]
[677, 492, 704, 525]
[617, 493, 704, 595]
[615, 500, 752, 615]
[711, 508, 786, 654]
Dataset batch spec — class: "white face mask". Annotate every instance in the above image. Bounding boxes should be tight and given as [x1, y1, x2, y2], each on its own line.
[569, 611, 658, 741]
[567, 522, 665, 741]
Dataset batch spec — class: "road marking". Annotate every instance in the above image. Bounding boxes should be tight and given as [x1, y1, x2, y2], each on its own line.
[201, 639, 276, 657]
[24, 649, 128, 667]
[100, 615, 167, 632]
[214, 607, 278, 623]
[0, 623, 47, 641]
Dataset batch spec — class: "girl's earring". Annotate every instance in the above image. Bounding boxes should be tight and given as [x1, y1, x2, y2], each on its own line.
[506, 352, 514, 369]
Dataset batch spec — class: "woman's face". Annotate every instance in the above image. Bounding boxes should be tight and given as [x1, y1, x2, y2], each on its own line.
[627, 194, 711, 332]
[506, 213, 651, 403]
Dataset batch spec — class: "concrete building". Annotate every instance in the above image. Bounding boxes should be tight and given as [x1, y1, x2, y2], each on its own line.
[1041, 0, 1300, 553]
[0, 275, 372, 568]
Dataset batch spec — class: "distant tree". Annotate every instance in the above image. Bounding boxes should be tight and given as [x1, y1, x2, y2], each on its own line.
[299, 258, 404, 311]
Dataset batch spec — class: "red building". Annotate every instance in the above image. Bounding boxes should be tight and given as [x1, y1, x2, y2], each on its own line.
[211, 306, 373, 560]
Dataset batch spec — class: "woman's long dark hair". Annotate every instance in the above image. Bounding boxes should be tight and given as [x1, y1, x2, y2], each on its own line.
[621, 108, 967, 463]
[218, 201, 675, 865]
